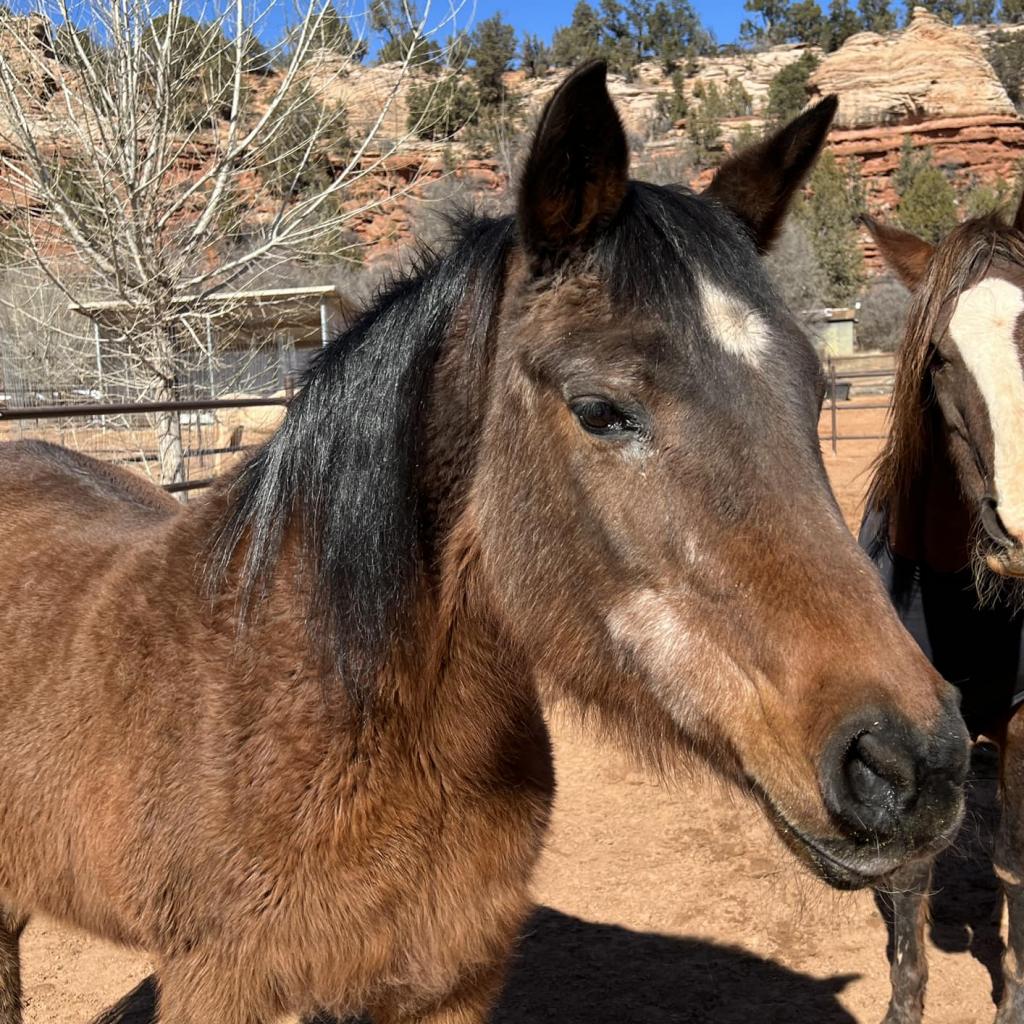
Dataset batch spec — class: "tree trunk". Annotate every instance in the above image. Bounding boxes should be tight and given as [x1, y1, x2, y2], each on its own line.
[153, 325, 186, 500]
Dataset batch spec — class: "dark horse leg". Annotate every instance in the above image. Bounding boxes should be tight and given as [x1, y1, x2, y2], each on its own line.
[877, 858, 933, 1024]
[996, 711, 1024, 1023]
[0, 907, 27, 1024]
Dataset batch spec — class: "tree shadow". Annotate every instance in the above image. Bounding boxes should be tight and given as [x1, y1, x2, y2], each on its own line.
[92, 909, 859, 1024]
[875, 742, 1005, 1007]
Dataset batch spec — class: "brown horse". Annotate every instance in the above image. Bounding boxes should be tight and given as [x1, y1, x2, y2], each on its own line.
[0, 65, 967, 1024]
[864, 205, 1024, 1024]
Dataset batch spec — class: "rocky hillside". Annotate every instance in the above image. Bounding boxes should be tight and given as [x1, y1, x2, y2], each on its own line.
[2, 6, 1024, 266]
[312, 7, 1024, 259]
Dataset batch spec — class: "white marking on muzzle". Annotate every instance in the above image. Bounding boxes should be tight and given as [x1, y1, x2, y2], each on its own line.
[699, 278, 772, 365]
[948, 277, 1024, 539]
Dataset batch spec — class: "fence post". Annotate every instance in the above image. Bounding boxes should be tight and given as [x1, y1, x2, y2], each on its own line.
[829, 358, 838, 454]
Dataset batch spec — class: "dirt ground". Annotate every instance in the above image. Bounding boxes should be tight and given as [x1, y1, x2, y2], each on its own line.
[20, 404, 1006, 1024]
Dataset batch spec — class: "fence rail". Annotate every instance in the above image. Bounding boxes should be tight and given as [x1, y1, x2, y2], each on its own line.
[0, 396, 288, 421]
[2, 359, 892, 485]
[820, 355, 895, 453]
[0, 393, 289, 493]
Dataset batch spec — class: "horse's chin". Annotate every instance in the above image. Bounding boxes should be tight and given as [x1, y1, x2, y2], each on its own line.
[754, 786, 964, 892]
[986, 549, 1024, 577]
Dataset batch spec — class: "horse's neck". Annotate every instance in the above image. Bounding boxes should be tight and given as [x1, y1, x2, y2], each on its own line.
[889, 419, 973, 573]
[173, 486, 542, 769]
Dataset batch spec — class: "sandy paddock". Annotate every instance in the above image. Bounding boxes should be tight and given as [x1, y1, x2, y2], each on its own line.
[16, 404, 1006, 1024]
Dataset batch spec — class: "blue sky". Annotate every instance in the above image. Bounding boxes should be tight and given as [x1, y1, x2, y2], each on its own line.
[252, 0, 753, 49]
[466, 0, 750, 46]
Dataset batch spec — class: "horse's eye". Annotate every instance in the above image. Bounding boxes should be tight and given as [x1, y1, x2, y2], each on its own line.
[570, 397, 634, 437]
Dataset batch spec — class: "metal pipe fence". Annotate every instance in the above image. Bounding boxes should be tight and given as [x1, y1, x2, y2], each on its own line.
[2, 359, 893, 489]
[820, 354, 895, 453]
[0, 393, 289, 494]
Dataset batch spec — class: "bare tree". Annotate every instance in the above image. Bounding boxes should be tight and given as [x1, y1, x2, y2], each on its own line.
[0, 0, 464, 489]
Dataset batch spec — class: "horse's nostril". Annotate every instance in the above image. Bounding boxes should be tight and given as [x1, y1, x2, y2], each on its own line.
[981, 495, 1016, 549]
[844, 731, 914, 816]
[821, 702, 967, 848]
[821, 713, 927, 840]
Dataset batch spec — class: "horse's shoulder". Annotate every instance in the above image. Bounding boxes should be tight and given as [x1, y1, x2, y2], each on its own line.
[0, 440, 181, 518]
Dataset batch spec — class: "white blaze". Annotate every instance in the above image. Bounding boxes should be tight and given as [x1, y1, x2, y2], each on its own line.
[699, 278, 772, 365]
[948, 276, 1024, 539]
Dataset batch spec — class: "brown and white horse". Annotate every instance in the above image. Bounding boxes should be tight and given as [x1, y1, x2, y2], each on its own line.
[0, 66, 967, 1024]
[864, 206, 1024, 1024]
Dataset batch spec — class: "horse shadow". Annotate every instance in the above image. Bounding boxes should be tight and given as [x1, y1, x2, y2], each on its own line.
[875, 741, 1006, 1007]
[91, 908, 859, 1024]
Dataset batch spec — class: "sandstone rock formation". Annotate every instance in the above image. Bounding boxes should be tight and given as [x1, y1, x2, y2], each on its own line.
[4, 4, 1024, 273]
[687, 45, 820, 112]
[302, 55, 412, 142]
[809, 7, 1015, 128]
[509, 47, 815, 141]
[830, 114, 1024, 210]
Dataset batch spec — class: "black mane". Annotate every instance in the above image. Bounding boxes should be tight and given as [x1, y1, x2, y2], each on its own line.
[207, 183, 776, 703]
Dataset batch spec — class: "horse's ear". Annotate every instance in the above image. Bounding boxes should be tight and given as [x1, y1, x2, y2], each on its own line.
[705, 95, 839, 253]
[861, 215, 933, 290]
[1011, 187, 1024, 234]
[518, 60, 629, 267]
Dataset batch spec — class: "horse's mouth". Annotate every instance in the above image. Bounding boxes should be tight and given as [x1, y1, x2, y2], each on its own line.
[755, 787, 963, 892]
[985, 548, 1024, 577]
[771, 817, 905, 890]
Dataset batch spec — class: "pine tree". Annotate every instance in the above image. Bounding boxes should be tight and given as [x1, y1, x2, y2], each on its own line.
[962, 174, 1015, 219]
[824, 0, 861, 50]
[1003, 0, 1024, 24]
[724, 76, 754, 115]
[741, 0, 792, 44]
[648, 0, 712, 69]
[598, 0, 637, 73]
[987, 31, 1024, 105]
[668, 68, 688, 119]
[895, 138, 958, 243]
[262, 85, 352, 198]
[786, 0, 827, 43]
[551, 1, 604, 66]
[407, 75, 478, 139]
[520, 33, 551, 77]
[142, 15, 260, 126]
[766, 51, 819, 124]
[371, 0, 441, 65]
[797, 150, 866, 304]
[307, 5, 368, 61]
[961, 0, 995, 22]
[858, 0, 895, 32]
[468, 14, 516, 107]
[688, 80, 726, 162]
[913, 0, 961, 23]
[551, 0, 710, 72]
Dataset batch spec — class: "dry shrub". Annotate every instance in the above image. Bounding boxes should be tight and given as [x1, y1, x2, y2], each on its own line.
[766, 219, 828, 321]
[857, 274, 910, 353]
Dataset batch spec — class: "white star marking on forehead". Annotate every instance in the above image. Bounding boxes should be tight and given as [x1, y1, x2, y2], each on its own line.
[698, 277, 772, 365]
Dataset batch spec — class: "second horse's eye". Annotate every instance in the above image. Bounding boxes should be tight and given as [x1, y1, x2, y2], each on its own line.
[570, 397, 634, 437]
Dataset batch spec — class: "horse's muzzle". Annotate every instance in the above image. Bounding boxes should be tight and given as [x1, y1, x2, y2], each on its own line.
[812, 695, 969, 885]
[979, 497, 1024, 576]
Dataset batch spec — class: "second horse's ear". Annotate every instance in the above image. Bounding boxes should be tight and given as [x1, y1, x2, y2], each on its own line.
[704, 95, 839, 253]
[861, 216, 934, 291]
[518, 60, 629, 269]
